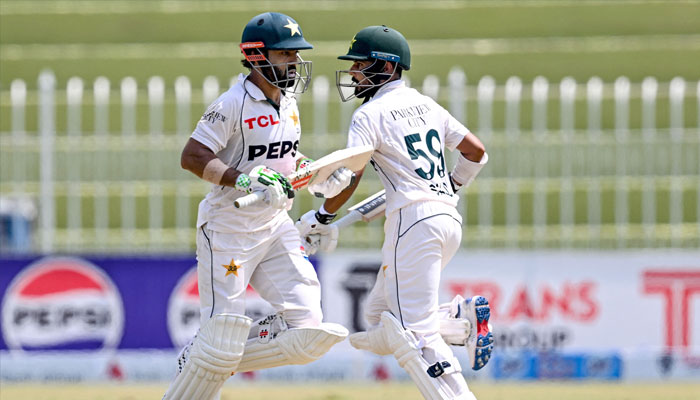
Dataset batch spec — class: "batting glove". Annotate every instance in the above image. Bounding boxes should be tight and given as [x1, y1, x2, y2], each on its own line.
[296, 209, 339, 254]
[307, 167, 355, 198]
[301, 228, 338, 255]
[248, 165, 295, 209]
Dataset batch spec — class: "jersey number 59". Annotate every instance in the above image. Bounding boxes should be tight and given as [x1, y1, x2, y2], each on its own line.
[404, 129, 446, 180]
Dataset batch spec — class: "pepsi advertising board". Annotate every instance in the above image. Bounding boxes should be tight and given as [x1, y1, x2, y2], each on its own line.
[2, 251, 699, 382]
[1, 256, 188, 351]
[0, 255, 275, 352]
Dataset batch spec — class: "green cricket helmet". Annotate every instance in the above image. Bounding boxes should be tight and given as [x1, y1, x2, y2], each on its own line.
[240, 12, 313, 93]
[339, 25, 410, 70]
[336, 25, 411, 102]
[241, 12, 313, 51]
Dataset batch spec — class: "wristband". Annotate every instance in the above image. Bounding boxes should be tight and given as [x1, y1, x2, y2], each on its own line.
[315, 205, 337, 224]
[202, 158, 230, 185]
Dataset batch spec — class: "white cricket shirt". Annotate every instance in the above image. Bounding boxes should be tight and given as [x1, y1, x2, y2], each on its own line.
[347, 80, 470, 216]
[192, 74, 302, 233]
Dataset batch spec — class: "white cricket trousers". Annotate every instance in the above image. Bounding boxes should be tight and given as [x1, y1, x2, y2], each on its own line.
[365, 200, 462, 357]
[196, 217, 322, 328]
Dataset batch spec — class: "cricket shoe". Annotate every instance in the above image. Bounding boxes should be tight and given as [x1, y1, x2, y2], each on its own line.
[460, 295, 494, 371]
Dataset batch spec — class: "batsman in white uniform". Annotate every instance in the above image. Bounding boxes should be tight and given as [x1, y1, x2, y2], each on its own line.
[297, 26, 494, 400]
[163, 13, 352, 400]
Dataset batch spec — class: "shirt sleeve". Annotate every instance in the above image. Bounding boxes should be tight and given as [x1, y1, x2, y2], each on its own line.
[190, 96, 237, 154]
[442, 106, 470, 151]
[347, 110, 379, 149]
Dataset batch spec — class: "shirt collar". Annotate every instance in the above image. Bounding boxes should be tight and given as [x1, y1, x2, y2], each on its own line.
[374, 79, 405, 99]
[240, 73, 292, 107]
[240, 73, 266, 101]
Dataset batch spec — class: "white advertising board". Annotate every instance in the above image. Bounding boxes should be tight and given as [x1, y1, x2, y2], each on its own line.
[318, 250, 700, 379]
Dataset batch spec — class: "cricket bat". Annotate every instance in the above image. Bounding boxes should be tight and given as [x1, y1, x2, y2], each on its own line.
[332, 189, 387, 229]
[234, 145, 374, 208]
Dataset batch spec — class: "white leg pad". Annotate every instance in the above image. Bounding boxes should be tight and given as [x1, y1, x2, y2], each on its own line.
[163, 313, 251, 400]
[439, 295, 472, 346]
[379, 312, 459, 400]
[236, 322, 348, 372]
[349, 324, 393, 356]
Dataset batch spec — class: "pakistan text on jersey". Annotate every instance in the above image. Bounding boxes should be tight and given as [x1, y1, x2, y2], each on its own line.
[248, 140, 299, 160]
[201, 111, 227, 124]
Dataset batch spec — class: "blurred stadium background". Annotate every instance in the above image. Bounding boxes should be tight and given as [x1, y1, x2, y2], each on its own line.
[1, 1, 699, 399]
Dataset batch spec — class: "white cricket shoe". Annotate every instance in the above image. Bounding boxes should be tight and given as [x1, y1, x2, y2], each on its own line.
[460, 295, 494, 370]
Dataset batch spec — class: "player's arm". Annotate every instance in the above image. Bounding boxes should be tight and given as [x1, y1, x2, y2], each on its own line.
[321, 166, 365, 214]
[181, 138, 294, 208]
[449, 132, 488, 191]
[181, 138, 242, 187]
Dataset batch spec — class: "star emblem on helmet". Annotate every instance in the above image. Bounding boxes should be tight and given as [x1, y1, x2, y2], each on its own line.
[284, 19, 300, 36]
[349, 35, 357, 50]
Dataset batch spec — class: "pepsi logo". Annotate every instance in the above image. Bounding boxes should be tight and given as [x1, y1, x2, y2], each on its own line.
[1, 257, 124, 351]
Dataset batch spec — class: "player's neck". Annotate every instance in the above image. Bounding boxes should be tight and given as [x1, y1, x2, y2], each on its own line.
[248, 72, 282, 104]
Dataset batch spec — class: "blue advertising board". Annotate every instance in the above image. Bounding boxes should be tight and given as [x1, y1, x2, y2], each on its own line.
[490, 351, 622, 380]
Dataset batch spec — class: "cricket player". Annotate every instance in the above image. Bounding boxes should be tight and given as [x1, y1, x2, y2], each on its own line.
[163, 12, 352, 400]
[296, 26, 494, 399]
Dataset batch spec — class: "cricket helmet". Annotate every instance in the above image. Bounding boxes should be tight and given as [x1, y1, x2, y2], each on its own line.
[239, 12, 313, 94]
[338, 25, 410, 71]
[335, 25, 410, 102]
[241, 12, 313, 51]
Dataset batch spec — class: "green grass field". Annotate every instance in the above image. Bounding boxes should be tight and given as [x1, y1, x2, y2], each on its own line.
[1, 382, 699, 400]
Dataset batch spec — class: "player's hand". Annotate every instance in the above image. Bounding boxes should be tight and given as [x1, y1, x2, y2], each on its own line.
[247, 165, 295, 209]
[303, 233, 321, 255]
[301, 229, 338, 255]
[295, 209, 336, 237]
[307, 167, 355, 198]
[296, 209, 339, 254]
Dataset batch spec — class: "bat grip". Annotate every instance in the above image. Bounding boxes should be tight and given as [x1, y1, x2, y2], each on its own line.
[331, 211, 363, 229]
[234, 191, 265, 208]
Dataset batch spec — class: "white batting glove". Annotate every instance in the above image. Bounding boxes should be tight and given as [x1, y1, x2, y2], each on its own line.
[248, 165, 294, 209]
[302, 227, 338, 255]
[303, 233, 321, 255]
[307, 167, 355, 198]
[295, 209, 334, 237]
[296, 209, 339, 254]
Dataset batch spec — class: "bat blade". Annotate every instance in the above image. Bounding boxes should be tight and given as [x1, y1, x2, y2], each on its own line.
[348, 189, 386, 222]
[288, 144, 374, 190]
[333, 190, 386, 229]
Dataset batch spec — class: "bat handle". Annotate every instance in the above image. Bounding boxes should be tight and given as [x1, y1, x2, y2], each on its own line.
[331, 211, 363, 229]
[234, 191, 265, 208]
